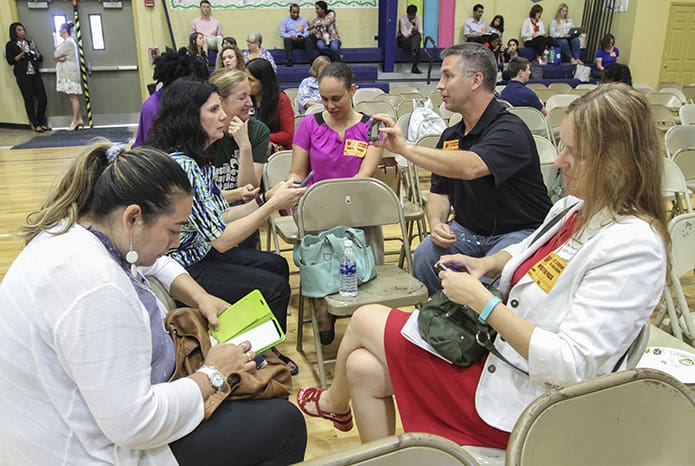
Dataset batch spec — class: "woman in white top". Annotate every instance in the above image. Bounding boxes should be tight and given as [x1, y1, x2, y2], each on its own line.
[521, 4, 549, 64]
[54, 22, 83, 130]
[550, 3, 582, 64]
[0, 143, 307, 465]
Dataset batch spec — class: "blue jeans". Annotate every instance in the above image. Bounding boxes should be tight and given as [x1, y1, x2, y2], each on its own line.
[556, 37, 581, 62]
[186, 246, 290, 331]
[316, 38, 341, 61]
[413, 220, 535, 295]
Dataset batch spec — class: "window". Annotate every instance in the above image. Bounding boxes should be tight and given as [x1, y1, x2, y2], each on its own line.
[89, 14, 105, 51]
[52, 14, 67, 47]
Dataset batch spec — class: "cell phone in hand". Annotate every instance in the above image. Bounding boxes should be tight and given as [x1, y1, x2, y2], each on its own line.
[293, 170, 314, 187]
[366, 118, 383, 142]
[434, 262, 458, 272]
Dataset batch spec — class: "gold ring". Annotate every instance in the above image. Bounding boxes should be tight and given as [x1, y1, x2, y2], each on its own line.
[246, 352, 252, 362]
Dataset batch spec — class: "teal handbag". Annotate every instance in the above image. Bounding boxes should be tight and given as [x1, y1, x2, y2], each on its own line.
[293, 226, 377, 298]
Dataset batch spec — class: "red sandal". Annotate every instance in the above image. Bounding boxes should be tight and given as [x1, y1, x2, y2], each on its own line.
[296, 387, 353, 432]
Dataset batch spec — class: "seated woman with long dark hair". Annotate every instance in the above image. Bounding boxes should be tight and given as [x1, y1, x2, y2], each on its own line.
[148, 78, 305, 374]
[246, 58, 295, 152]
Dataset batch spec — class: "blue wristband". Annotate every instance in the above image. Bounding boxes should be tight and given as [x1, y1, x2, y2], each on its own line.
[478, 296, 502, 323]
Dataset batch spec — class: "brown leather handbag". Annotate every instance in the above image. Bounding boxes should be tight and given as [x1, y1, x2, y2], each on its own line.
[165, 307, 292, 419]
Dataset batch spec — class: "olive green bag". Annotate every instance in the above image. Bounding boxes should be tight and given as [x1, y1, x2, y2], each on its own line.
[417, 285, 510, 368]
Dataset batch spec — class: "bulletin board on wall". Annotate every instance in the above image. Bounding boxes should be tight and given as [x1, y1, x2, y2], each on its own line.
[169, 0, 377, 9]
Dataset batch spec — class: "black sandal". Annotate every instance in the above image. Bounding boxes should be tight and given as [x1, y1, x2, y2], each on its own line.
[273, 348, 299, 376]
[319, 315, 337, 346]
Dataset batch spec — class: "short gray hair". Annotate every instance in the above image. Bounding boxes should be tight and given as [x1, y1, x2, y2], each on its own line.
[440, 43, 497, 93]
[247, 32, 263, 46]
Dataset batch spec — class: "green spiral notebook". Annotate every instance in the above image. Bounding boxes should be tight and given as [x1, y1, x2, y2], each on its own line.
[208, 289, 285, 353]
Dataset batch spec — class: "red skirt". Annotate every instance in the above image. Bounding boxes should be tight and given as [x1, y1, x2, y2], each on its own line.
[384, 309, 510, 448]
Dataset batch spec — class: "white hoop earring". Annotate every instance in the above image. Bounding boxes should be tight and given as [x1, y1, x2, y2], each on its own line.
[126, 236, 139, 278]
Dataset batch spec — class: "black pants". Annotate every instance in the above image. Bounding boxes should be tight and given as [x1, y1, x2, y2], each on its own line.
[186, 246, 290, 332]
[170, 398, 307, 466]
[397, 32, 422, 65]
[525, 36, 550, 60]
[15, 73, 48, 127]
[283, 36, 315, 63]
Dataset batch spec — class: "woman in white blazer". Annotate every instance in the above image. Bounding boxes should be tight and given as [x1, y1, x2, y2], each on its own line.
[294, 83, 669, 447]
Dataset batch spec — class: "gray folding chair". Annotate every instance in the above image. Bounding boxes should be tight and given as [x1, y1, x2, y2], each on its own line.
[533, 135, 558, 191]
[655, 213, 695, 343]
[354, 100, 397, 120]
[263, 150, 298, 254]
[650, 104, 676, 133]
[662, 158, 693, 217]
[353, 87, 386, 105]
[504, 368, 695, 466]
[508, 106, 552, 141]
[665, 125, 695, 158]
[298, 432, 478, 466]
[295, 178, 428, 387]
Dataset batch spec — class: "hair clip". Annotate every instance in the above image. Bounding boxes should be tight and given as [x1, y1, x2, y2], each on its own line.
[105, 143, 127, 163]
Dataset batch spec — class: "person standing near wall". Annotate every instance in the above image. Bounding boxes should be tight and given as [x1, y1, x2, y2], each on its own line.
[397, 4, 423, 74]
[54, 22, 83, 131]
[5, 22, 49, 132]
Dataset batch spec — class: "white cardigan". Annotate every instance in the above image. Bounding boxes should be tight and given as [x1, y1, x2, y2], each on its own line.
[521, 17, 546, 42]
[475, 197, 667, 431]
[0, 224, 202, 465]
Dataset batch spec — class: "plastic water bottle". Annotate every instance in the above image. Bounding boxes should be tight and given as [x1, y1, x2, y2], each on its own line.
[339, 239, 358, 298]
[542, 49, 550, 65]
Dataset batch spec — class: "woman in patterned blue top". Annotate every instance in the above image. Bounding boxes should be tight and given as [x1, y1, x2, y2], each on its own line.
[148, 78, 305, 374]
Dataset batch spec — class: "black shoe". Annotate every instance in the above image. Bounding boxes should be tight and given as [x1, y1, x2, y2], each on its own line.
[319, 315, 337, 345]
[411, 65, 422, 74]
[273, 349, 300, 376]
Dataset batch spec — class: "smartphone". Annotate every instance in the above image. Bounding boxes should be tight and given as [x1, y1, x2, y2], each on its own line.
[366, 118, 383, 142]
[434, 262, 458, 272]
[293, 170, 314, 187]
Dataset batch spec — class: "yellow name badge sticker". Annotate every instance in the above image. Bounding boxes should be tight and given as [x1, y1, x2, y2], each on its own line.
[443, 139, 460, 150]
[344, 139, 368, 158]
[527, 252, 567, 294]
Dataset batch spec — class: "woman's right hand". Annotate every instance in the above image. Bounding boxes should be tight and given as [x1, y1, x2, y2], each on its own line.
[266, 181, 306, 210]
[227, 116, 251, 151]
[437, 254, 487, 279]
[204, 340, 256, 376]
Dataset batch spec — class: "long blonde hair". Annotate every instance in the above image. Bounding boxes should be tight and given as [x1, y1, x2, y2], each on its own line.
[22, 142, 191, 243]
[208, 68, 248, 100]
[555, 3, 569, 20]
[566, 83, 669, 254]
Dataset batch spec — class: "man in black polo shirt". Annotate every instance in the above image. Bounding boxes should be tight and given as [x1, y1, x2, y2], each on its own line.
[375, 42, 551, 294]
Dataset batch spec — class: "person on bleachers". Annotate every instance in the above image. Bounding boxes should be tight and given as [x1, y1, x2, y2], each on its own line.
[190, 0, 222, 55]
[488, 14, 504, 42]
[188, 32, 210, 72]
[308, 1, 342, 62]
[222, 36, 237, 48]
[595, 33, 619, 73]
[503, 38, 519, 63]
[296, 55, 331, 114]
[134, 47, 208, 148]
[0, 142, 308, 465]
[397, 4, 423, 74]
[550, 3, 582, 65]
[287, 61, 384, 345]
[246, 58, 295, 151]
[280, 3, 315, 67]
[500, 57, 547, 115]
[243, 32, 277, 72]
[521, 4, 549, 64]
[216, 45, 245, 72]
[482, 33, 503, 66]
[148, 78, 305, 375]
[381, 43, 553, 296]
[463, 4, 488, 43]
[602, 63, 632, 87]
[294, 83, 668, 449]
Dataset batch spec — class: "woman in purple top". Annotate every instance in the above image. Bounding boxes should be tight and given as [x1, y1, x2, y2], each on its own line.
[134, 48, 208, 147]
[288, 61, 383, 344]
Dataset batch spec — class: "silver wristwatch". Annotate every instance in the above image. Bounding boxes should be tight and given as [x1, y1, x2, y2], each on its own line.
[196, 365, 226, 392]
